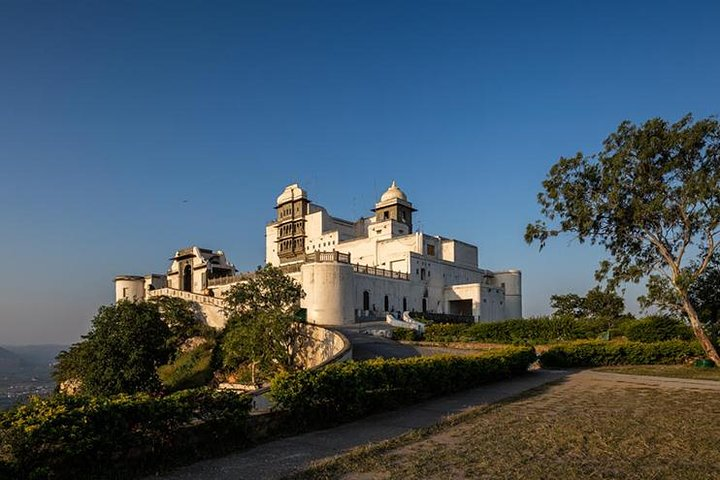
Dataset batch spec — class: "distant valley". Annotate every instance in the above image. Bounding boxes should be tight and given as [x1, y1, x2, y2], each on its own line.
[0, 345, 67, 410]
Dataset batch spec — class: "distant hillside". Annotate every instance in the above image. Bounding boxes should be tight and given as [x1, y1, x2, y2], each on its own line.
[0, 347, 58, 410]
[0, 346, 25, 372]
[2, 344, 68, 366]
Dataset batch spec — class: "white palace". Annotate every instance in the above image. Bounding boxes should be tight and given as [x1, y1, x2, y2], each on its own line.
[115, 182, 522, 327]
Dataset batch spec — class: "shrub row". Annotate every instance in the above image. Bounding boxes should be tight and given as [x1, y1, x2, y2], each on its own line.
[0, 388, 252, 479]
[538, 340, 704, 368]
[423, 317, 607, 344]
[421, 316, 694, 345]
[623, 316, 694, 343]
[391, 327, 421, 341]
[270, 346, 535, 427]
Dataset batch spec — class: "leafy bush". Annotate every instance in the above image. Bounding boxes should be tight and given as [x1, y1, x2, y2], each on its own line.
[0, 388, 252, 479]
[270, 346, 535, 427]
[158, 342, 215, 392]
[423, 316, 692, 345]
[423, 323, 470, 341]
[539, 340, 705, 368]
[623, 316, 694, 342]
[424, 317, 594, 344]
[391, 328, 420, 341]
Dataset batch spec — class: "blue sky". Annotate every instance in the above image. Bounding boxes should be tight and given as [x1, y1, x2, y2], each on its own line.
[1, 1, 719, 344]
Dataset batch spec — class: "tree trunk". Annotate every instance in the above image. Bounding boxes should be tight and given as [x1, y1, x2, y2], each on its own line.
[681, 295, 720, 365]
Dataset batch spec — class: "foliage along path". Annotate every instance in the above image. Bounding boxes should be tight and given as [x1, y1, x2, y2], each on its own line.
[150, 369, 569, 479]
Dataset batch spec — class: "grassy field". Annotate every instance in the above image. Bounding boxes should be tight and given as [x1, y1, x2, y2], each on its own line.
[595, 364, 720, 381]
[291, 372, 720, 480]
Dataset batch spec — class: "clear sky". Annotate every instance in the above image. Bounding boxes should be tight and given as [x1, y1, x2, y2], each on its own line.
[1, 0, 719, 345]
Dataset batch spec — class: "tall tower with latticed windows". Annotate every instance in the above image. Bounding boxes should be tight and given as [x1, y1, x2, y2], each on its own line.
[275, 184, 309, 261]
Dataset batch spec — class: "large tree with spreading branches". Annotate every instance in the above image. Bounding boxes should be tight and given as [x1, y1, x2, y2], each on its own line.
[525, 114, 720, 364]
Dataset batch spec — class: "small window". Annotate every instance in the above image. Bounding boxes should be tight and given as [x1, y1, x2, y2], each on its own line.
[426, 244, 435, 256]
[383, 211, 389, 219]
[421, 268, 425, 280]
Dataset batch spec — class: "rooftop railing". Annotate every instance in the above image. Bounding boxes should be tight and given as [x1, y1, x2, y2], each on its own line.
[303, 250, 409, 281]
[352, 263, 409, 281]
[207, 272, 256, 287]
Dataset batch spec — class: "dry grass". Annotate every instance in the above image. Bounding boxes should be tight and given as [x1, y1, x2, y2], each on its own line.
[595, 364, 720, 381]
[290, 372, 720, 480]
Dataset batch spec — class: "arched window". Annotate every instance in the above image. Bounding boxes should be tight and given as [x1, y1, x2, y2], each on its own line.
[363, 290, 370, 311]
[182, 264, 192, 292]
[384, 295, 389, 312]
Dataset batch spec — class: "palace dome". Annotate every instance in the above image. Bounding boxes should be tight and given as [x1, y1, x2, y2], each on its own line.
[379, 181, 407, 203]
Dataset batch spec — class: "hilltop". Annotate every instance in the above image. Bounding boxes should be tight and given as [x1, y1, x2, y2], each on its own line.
[0, 346, 24, 372]
[1, 344, 67, 367]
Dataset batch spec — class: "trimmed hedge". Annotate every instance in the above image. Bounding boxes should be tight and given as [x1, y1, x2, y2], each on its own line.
[391, 327, 421, 341]
[424, 317, 610, 344]
[0, 388, 252, 479]
[422, 316, 697, 345]
[538, 340, 705, 368]
[623, 316, 694, 342]
[270, 346, 535, 427]
[424, 323, 471, 341]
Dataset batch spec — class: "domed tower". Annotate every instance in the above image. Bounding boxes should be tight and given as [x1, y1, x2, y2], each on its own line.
[372, 181, 417, 232]
[275, 183, 309, 261]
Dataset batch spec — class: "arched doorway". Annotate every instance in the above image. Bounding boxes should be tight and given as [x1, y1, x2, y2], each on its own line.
[363, 290, 370, 311]
[183, 265, 192, 292]
[422, 297, 427, 313]
[384, 295, 389, 312]
[402, 297, 407, 312]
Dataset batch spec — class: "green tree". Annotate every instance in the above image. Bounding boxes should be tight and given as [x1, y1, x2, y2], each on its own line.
[640, 249, 720, 340]
[148, 295, 211, 350]
[690, 252, 720, 340]
[584, 287, 625, 319]
[220, 265, 305, 382]
[550, 293, 586, 318]
[526, 114, 720, 364]
[54, 301, 173, 396]
[551, 288, 624, 319]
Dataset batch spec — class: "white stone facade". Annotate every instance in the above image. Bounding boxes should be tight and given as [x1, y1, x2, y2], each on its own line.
[113, 181, 522, 328]
[265, 182, 522, 326]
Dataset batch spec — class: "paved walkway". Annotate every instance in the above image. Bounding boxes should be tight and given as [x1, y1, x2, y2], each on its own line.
[152, 369, 570, 480]
[336, 323, 489, 360]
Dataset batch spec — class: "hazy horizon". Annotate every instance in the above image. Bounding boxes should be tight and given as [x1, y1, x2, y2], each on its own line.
[1, 0, 719, 345]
